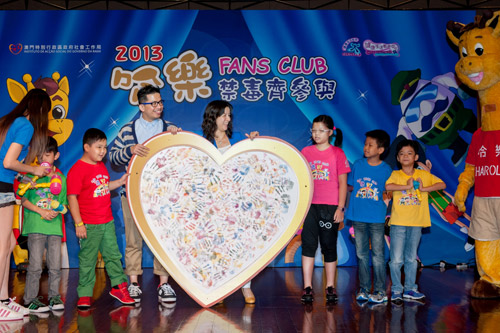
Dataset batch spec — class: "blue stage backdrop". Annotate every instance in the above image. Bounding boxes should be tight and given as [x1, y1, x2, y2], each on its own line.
[1, 10, 477, 268]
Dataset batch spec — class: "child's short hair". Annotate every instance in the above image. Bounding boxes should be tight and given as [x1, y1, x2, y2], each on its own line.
[83, 128, 107, 150]
[365, 129, 390, 160]
[45, 136, 58, 154]
[395, 139, 420, 169]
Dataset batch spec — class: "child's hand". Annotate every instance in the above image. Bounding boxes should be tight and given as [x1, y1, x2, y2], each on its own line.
[119, 173, 129, 186]
[40, 209, 58, 221]
[406, 177, 414, 190]
[76, 225, 87, 239]
[334, 208, 344, 223]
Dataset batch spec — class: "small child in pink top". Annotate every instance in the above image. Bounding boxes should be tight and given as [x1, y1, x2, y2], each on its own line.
[300, 115, 350, 304]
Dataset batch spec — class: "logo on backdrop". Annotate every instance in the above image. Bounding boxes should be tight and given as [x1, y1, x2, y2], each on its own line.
[9, 43, 22, 55]
[342, 38, 362, 57]
[342, 38, 400, 57]
[10, 43, 101, 54]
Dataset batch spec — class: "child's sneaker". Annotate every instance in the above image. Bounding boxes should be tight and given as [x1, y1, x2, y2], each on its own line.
[325, 286, 338, 303]
[77, 297, 92, 309]
[110, 282, 135, 305]
[157, 283, 176, 303]
[2, 298, 29, 316]
[26, 298, 49, 313]
[0, 303, 23, 321]
[301, 286, 314, 303]
[128, 283, 142, 303]
[356, 288, 369, 301]
[391, 291, 403, 302]
[368, 292, 388, 303]
[48, 296, 64, 311]
[403, 290, 425, 300]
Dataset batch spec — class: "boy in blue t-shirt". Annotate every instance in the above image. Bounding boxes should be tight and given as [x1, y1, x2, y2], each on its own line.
[20, 137, 67, 313]
[346, 130, 392, 304]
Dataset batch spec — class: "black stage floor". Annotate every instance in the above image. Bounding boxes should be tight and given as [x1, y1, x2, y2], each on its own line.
[3, 266, 494, 332]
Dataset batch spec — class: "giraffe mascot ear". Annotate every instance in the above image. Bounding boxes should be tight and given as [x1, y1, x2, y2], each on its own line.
[448, 10, 500, 299]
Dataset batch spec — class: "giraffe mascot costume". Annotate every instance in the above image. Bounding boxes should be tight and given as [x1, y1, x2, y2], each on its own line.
[447, 11, 500, 299]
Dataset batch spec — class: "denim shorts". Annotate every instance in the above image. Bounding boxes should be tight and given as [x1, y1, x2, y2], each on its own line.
[0, 192, 16, 208]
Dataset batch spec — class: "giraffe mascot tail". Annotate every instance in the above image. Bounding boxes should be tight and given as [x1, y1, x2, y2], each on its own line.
[447, 11, 500, 299]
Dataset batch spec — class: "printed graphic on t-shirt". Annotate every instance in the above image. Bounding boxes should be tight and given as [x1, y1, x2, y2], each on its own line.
[35, 189, 55, 209]
[398, 190, 420, 206]
[475, 144, 500, 176]
[355, 178, 381, 201]
[309, 160, 330, 181]
[91, 174, 110, 198]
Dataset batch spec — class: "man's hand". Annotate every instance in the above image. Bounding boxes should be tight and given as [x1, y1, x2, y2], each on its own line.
[131, 144, 150, 157]
[167, 125, 182, 135]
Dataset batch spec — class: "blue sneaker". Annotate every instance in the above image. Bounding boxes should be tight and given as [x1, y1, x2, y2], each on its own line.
[368, 292, 388, 303]
[403, 290, 425, 300]
[391, 291, 403, 302]
[356, 288, 369, 301]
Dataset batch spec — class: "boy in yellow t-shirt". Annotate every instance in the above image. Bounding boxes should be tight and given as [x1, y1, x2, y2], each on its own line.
[386, 140, 445, 303]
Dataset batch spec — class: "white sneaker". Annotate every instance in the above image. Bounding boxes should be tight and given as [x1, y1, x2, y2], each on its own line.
[128, 283, 142, 303]
[3, 298, 29, 316]
[158, 283, 176, 303]
[0, 303, 23, 321]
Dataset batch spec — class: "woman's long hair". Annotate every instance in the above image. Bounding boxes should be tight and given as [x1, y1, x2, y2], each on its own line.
[201, 100, 233, 143]
[0, 89, 50, 164]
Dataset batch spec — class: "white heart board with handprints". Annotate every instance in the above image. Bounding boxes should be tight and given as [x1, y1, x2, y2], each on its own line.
[127, 132, 312, 307]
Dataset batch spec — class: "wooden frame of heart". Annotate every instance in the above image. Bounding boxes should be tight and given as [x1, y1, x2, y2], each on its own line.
[127, 131, 313, 307]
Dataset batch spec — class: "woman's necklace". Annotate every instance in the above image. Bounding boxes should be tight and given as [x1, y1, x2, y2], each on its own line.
[215, 133, 227, 146]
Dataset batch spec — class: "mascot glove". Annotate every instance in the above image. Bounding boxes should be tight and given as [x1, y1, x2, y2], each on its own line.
[454, 163, 475, 212]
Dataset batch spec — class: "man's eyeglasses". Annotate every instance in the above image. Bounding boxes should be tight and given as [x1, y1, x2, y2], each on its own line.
[142, 100, 165, 107]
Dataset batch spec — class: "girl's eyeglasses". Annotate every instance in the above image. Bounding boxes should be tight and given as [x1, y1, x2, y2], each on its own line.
[310, 129, 330, 134]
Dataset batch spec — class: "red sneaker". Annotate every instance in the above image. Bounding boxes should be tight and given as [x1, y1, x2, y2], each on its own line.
[77, 297, 92, 309]
[109, 282, 135, 305]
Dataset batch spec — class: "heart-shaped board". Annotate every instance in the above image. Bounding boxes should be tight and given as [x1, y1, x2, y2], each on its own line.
[127, 132, 312, 307]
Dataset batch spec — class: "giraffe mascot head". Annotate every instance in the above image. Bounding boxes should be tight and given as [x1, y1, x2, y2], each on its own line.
[447, 11, 500, 299]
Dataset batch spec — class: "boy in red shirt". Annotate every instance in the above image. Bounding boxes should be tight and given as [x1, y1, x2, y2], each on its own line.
[67, 128, 134, 308]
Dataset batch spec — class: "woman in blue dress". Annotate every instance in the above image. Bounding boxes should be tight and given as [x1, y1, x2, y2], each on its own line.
[201, 100, 259, 304]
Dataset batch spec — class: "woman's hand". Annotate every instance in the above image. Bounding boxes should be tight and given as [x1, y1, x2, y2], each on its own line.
[245, 131, 260, 140]
[32, 164, 49, 178]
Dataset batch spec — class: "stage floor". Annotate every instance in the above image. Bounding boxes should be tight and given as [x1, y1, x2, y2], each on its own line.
[4, 266, 493, 332]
